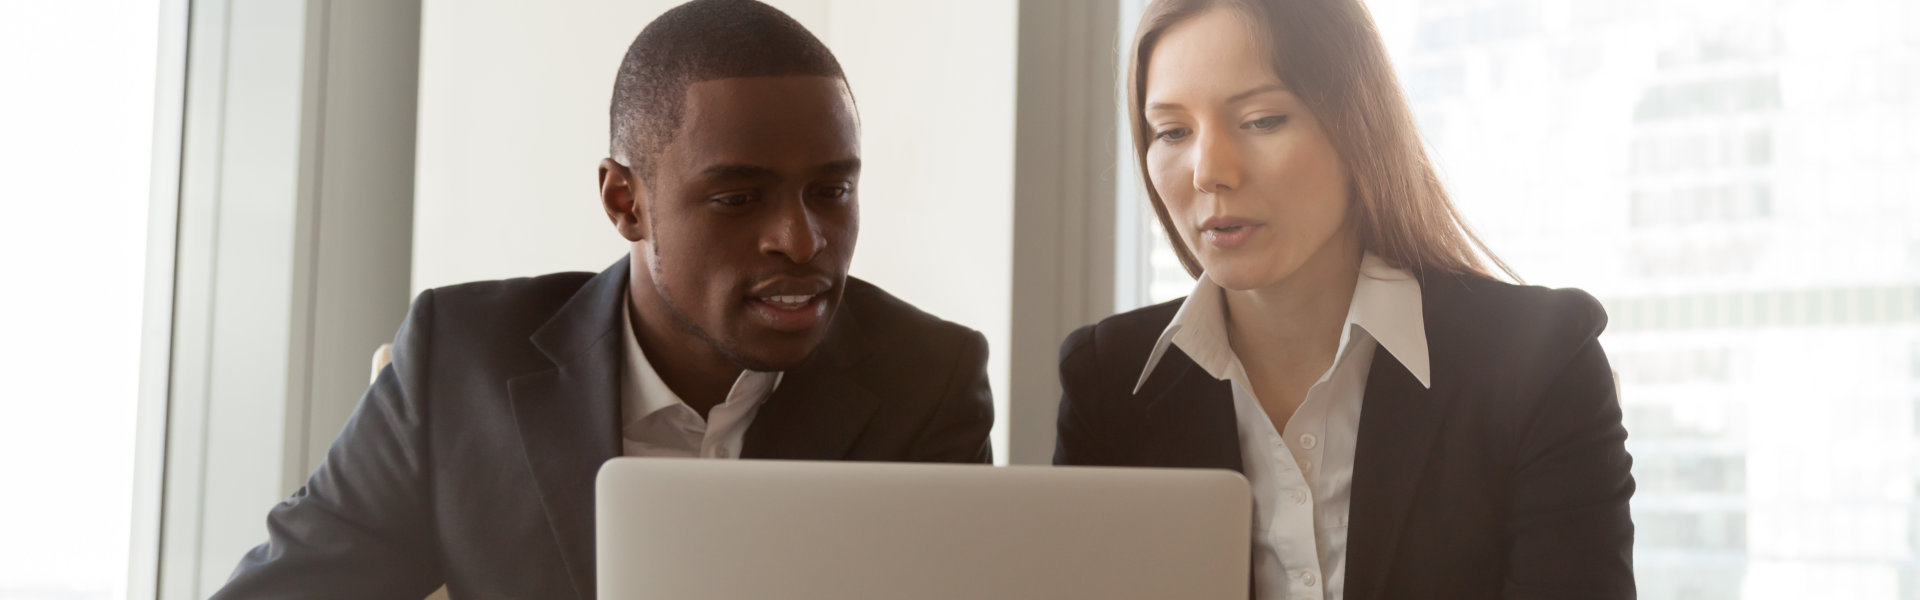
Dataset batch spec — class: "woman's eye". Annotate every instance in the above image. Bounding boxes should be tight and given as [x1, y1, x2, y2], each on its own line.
[1245, 115, 1288, 131]
[1155, 127, 1191, 142]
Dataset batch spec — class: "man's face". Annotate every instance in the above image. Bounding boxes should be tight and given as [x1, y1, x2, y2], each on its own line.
[636, 76, 860, 371]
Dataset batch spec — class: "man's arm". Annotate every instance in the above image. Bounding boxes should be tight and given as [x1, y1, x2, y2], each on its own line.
[1502, 337, 1637, 599]
[212, 290, 446, 599]
[906, 329, 994, 463]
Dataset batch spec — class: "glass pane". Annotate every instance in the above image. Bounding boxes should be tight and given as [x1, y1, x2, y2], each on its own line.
[0, 1, 161, 599]
[1119, 0, 1920, 597]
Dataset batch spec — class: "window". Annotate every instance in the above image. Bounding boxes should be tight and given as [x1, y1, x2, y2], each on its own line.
[1116, 1, 1920, 598]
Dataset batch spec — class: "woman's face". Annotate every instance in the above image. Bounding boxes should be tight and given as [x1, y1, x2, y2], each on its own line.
[1143, 8, 1353, 292]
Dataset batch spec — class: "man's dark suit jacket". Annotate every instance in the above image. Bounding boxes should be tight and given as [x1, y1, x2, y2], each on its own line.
[214, 256, 994, 599]
[1055, 272, 1636, 600]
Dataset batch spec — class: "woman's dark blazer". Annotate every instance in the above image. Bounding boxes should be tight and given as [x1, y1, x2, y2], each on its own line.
[1055, 271, 1636, 600]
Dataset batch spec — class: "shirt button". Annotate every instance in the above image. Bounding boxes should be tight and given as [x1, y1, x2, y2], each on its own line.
[1291, 490, 1309, 505]
[1299, 434, 1318, 450]
[1300, 570, 1318, 587]
[1297, 459, 1313, 474]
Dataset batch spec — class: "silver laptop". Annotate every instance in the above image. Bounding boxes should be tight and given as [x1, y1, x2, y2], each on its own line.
[596, 458, 1250, 600]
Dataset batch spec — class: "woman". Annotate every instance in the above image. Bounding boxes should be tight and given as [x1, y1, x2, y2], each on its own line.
[1053, 0, 1635, 598]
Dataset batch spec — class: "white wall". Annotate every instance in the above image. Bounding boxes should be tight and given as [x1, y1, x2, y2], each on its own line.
[413, 0, 1019, 458]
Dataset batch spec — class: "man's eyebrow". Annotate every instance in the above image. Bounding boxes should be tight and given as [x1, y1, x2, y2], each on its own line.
[814, 158, 861, 175]
[696, 163, 780, 181]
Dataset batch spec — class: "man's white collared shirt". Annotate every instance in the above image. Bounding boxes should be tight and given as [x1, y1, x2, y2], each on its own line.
[619, 290, 783, 459]
[1132, 252, 1432, 600]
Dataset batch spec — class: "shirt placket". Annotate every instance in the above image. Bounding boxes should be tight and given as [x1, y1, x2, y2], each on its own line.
[1255, 406, 1323, 598]
[1282, 424, 1326, 596]
[1281, 373, 1335, 599]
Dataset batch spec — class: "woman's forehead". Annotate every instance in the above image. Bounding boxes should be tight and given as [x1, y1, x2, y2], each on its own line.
[1144, 11, 1284, 105]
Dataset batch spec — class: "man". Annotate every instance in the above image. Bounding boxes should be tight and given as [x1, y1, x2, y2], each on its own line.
[213, 1, 993, 597]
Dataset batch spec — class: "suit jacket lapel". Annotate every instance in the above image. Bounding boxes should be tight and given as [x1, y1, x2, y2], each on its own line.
[1136, 349, 1247, 594]
[1139, 349, 1242, 473]
[1345, 280, 1460, 600]
[508, 257, 629, 600]
[742, 367, 884, 459]
[742, 294, 883, 460]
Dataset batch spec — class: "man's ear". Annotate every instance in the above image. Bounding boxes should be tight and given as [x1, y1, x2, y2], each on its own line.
[600, 157, 649, 242]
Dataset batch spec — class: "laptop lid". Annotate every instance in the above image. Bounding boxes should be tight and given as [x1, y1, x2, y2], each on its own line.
[596, 458, 1250, 600]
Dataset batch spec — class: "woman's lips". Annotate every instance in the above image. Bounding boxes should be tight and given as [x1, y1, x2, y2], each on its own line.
[1198, 216, 1264, 250]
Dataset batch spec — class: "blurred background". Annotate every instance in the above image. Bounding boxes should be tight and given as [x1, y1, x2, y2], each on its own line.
[0, 0, 1914, 598]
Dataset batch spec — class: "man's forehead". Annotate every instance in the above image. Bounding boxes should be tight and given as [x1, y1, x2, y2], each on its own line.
[681, 75, 853, 112]
[646, 76, 859, 177]
[678, 76, 852, 133]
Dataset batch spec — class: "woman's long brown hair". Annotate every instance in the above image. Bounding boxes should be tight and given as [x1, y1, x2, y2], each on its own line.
[1128, 0, 1516, 282]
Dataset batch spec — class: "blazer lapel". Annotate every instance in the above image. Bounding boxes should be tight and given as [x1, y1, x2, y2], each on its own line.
[1137, 348, 1247, 595]
[742, 368, 884, 459]
[1345, 335, 1456, 600]
[1139, 349, 1242, 473]
[742, 297, 883, 460]
[507, 257, 629, 600]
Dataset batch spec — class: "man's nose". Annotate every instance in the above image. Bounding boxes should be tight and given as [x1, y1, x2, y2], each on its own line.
[761, 198, 827, 263]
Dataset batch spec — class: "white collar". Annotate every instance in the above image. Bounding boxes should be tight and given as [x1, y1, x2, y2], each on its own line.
[1132, 251, 1431, 394]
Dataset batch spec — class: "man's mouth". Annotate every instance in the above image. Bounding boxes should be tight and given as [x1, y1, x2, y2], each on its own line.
[755, 293, 819, 309]
[745, 277, 835, 333]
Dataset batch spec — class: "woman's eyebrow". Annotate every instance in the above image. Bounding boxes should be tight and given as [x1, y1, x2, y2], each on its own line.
[1146, 82, 1290, 112]
[1225, 83, 1288, 104]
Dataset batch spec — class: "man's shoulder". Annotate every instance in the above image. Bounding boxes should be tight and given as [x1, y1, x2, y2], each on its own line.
[825, 278, 988, 420]
[839, 277, 983, 356]
[417, 270, 600, 339]
[428, 270, 598, 313]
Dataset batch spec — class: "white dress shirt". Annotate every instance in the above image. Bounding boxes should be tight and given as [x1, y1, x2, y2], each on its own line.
[1132, 252, 1431, 600]
[620, 290, 783, 459]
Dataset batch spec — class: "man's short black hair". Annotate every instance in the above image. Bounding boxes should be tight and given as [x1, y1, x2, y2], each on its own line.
[610, 0, 847, 181]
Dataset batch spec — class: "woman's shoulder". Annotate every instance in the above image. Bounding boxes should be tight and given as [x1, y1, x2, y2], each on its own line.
[1061, 297, 1183, 361]
[1420, 272, 1612, 390]
[1424, 272, 1609, 343]
[1055, 298, 1188, 413]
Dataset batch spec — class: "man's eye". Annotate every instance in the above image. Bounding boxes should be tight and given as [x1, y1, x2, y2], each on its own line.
[1155, 127, 1191, 142]
[1245, 115, 1288, 131]
[713, 193, 753, 207]
[814, 185, 852, 201]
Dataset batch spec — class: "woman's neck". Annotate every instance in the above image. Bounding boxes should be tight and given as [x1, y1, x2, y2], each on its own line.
[1223, 229, 1363, 375]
